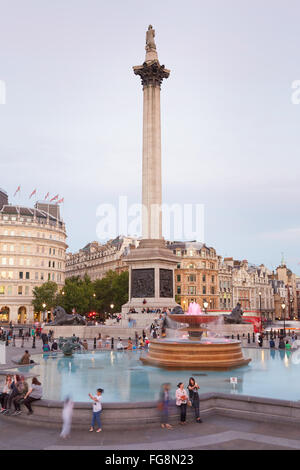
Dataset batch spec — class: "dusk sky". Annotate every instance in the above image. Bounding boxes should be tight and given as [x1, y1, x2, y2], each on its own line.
[0, 0, 299, 274]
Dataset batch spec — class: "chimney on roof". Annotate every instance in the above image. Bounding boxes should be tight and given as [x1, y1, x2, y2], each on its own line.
[0, 189, 8, 209]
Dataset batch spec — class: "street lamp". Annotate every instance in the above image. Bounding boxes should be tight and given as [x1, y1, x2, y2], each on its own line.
[203, 300, 208, 314]
[281, 302, 286, 337]
[42, 303, 46, 322]
[259, 291, 262, 320]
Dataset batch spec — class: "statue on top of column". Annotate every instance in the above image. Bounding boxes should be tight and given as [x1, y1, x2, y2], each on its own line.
[146, 25, 156, 50]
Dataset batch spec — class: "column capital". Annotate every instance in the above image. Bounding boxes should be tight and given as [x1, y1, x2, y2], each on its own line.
[133, 61, 170, 88]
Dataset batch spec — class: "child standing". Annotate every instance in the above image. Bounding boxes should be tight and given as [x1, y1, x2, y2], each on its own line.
[88, 388, 103, 433]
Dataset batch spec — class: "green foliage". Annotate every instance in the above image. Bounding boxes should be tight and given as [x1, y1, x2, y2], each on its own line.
[32, 281, 58, 312]
[94, 270, 129, 313]
[32, 270, 129, 315]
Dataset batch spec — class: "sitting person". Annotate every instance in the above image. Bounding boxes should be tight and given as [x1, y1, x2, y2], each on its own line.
[51, 340, 58, 351]
[116, 339, 124, 350]
[43, 343, 50, 352]
[23, 377, 43, 415]
[19, 350, 33, 365]
[12, 375, 28, 415]
[126, 339, 133, 351]
[0, 375, 12, 413]
[82, 340, 88, 350]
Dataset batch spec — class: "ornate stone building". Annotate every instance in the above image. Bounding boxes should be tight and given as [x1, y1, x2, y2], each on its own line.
[271, 262, 299, 320]
[166, 241, 219, 310]
[221, 258, 275, 318]
[65, 236, 139, 281]
[218, 257, 233, 310]
[0, 189, 67, 324]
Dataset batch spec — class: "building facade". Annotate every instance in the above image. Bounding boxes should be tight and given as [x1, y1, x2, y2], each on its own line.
[221, 258, 275, 318]
[0, 189, 67, 324]
[167, 241, 219, 310]
[65, 236, 139, 281]
[218, 257, 233, 310]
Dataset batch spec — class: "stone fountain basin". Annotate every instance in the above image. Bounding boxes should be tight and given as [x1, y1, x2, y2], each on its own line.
[168, 314, 221, 325]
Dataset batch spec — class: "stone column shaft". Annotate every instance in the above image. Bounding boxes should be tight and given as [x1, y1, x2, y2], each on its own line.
[142, 84, 162, 239]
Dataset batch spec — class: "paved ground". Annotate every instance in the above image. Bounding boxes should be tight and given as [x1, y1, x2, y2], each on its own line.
[1, 413, 300, 450]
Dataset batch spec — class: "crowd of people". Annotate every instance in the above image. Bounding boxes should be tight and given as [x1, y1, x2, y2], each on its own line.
[0, 374, 43, 416]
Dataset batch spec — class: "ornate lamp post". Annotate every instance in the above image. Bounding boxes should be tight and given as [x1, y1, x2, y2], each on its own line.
[281, 302, 286, 337]
[259, 291, 262, 319]
[42, 303, 46, 322]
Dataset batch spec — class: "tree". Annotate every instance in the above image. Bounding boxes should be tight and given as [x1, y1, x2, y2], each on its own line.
[94, 270, 129, 313]
[32, 281, 58, 313]
[56, 275, 95, 315]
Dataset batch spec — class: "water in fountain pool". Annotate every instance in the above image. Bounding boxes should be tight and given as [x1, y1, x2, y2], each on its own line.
[4, 347, 300, 403]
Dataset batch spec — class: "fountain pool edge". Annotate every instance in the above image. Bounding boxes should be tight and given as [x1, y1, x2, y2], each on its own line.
[3, 392, 300, 430]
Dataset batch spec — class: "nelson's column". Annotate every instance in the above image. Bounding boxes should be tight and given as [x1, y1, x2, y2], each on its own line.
[122, 25, 178, 313]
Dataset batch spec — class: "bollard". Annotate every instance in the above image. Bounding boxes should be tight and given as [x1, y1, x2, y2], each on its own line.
[247, 333, 250, 344]
[32, 335, 36, 349]
[252, 333, 255, 343]
[5, 334, 9, 347]
[13, 335, 16, 347]
[111, 337, 114, 350]
[237, 334, 240, 341]
[231, 334, 234, 340]
[21, 335, 24, 348]
[94, 338, 96, 350]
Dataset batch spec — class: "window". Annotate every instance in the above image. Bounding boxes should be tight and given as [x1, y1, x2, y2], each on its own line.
[177, 286, 181, 294]
[25, 286, 29, 295]
[41, 273, 44, 280]
[177, 274, 181, 282]
[188, 286, 196, 295]
[49, 248, 52, 255]
[7, 271, 13, 279]
[7, 286, 12, 295]
[1, 271, 5, 279]
[35, 272, 38, 280]
[20, 258, 24, 265]
[10, 245, 14, 252]
[1, 258, 6, 265]
[21, 245, 25, 252]
[203, 286, 206, 294]
[202, 262, 206, 268]
[26, 259, 30, 266]
[52, 273, 55, 281]
[3, 245, 7, 251]
[202, 275, 206, 283]
[0, 286, 5, 295]
[9, 258, 14, 266]
[177, 263, 181, 269]
[19, 272, 23, 279]
[188, 274, 196, 282]
[48, 273, 51, 280]
[189, 264, 195, 269]
[52, 261, 55, 268]
[211, 275, 215, 283]
[25, 272, 30, 280]
[18, 286, 23, 295]
[48, 261, 51, 268]
[211, 286, 215, 294]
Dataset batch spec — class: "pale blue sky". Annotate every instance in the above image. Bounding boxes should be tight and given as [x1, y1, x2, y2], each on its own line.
[0, 0, 299, 273]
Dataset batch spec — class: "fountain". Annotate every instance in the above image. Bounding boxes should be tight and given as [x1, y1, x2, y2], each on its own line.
[140, 303, 251, 370]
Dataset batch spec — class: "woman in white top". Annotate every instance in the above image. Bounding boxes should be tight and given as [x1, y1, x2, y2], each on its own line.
[175, 382, 188, 424]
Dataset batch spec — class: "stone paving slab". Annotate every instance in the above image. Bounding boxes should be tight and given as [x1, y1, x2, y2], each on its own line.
[1, 412, 300, 450]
